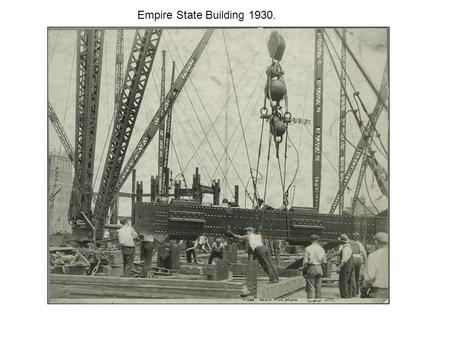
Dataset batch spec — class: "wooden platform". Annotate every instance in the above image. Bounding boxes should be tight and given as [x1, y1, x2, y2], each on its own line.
[49, 273, 305, 303]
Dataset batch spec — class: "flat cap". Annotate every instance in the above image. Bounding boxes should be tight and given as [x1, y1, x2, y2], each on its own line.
[338, 233, 349, 243]
[245, 227, 255, 232]
[119, 219, 128, 225]
[374, 232, 388, 244]
[310, 234, 321, 240]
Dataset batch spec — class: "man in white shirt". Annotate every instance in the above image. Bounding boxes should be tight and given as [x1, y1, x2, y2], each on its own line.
[363, 232, 388, 299]
[301, 234, 326, 300]
[208, 237, 225, 264]
[228, 227, 279, 283]
[117, 219, 139, 277]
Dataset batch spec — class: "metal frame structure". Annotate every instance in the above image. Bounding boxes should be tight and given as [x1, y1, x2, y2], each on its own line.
[70, 29, 104, 221]
[161, 61, 176, 196]
[329, 65, 388, 214]
[48, 101, 74, 165]
[114, 29, 124, 110]
[157, 51, 166, 195]
[312, 28, 324, 211]
[116, 29, 214, 199]
[135, 202, 379, 245]
[92, 29, 162, 230]
[338, 29, 347, 214]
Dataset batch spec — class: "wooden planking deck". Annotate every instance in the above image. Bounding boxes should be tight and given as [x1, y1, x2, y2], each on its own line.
[256, 276, 306, 299]
[50, 274, 244, 301]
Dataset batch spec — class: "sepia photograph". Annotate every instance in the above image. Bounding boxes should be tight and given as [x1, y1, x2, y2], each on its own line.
[47, 27, 389, 304]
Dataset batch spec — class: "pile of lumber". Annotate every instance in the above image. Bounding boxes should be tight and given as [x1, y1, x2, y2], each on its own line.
[50, 274, 245, 301]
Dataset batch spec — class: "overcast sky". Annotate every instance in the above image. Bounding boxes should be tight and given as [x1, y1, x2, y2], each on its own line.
[48, 28, 388, 215]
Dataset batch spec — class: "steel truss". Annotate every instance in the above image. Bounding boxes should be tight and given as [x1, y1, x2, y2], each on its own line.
[93, 29, 162, 229]
[116, 29, 214, 200]
[161, 61, 176, 196]
[48, 101, 74, 164]
[157, 51, 166, 195]
[70, 29, 104, 221]
[338, 29, 347, 214]
[329, 65, 388, 214]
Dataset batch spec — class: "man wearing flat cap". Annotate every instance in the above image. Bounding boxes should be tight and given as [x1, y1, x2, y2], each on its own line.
[301, 234, 326, 300]
[228, 227, 279, 283]
[363, 232, 388, 299]
[337, 233, 354, 298]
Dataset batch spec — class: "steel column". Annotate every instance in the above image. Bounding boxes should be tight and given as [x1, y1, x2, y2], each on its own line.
[312, 29, 324, 211]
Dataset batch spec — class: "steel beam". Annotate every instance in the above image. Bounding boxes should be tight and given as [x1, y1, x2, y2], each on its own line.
[312, 29, 324, 211]
[134, 202, 376, 244]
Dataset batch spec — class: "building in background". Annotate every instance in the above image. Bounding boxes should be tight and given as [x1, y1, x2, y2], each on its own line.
[48, 152, 72, 235]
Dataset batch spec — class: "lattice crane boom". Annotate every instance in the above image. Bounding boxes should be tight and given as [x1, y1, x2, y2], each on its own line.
[116, 29, 214, 201]
[48, 101, 75, 165]
[114, 29, 124, 110]
[69, 29, 104, 223]
[161, 61, 176, 196]
[157, 50, 167, 196]
[338, 29, 347, 214]
[92, 29, 163, 230]
[329, 65, 388, 214]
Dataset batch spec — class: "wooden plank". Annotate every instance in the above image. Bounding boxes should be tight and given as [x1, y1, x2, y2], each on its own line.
[256, 276, 305, 299]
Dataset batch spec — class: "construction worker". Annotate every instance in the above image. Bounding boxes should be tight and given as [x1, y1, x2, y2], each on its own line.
[349, 233, 368, 297]
[208, 237, 225, 264]
[182, 239, 196, 264]
[228, 227, 279, 283]
[140, 231, 157, 278]
[301, 234, 327, 301]
[197, 235, 210, 253]
[117, 219, 139, 277]
[362, 232, 388, 299]
[337, 233, 354, 298]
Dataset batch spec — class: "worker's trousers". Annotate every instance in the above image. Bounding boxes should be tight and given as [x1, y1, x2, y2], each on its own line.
[141, 241, 155, 278]
[253, 245, 279, 281]
[121, 246, 135, 277]
[351, 256, 362, 296]
[339, 257, 354, 298]
[208, 251, 223, 264]
[186, 249, 197, 263]
[368, 287, 388, 299]
[305, 265, 323, 299]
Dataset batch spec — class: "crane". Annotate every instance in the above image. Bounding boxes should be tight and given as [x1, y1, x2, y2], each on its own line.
[161, 61, 176, 196]
[68, 29, 104, 236]
[114, 29, 124, 111]
[47, 101, 74, 165]
[114, 29, 214, 207]
[329, 65, 388, 214]
[92, 29, 162, 235]
[157, 50, 166, 196]
[338, 28, 347, 214]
